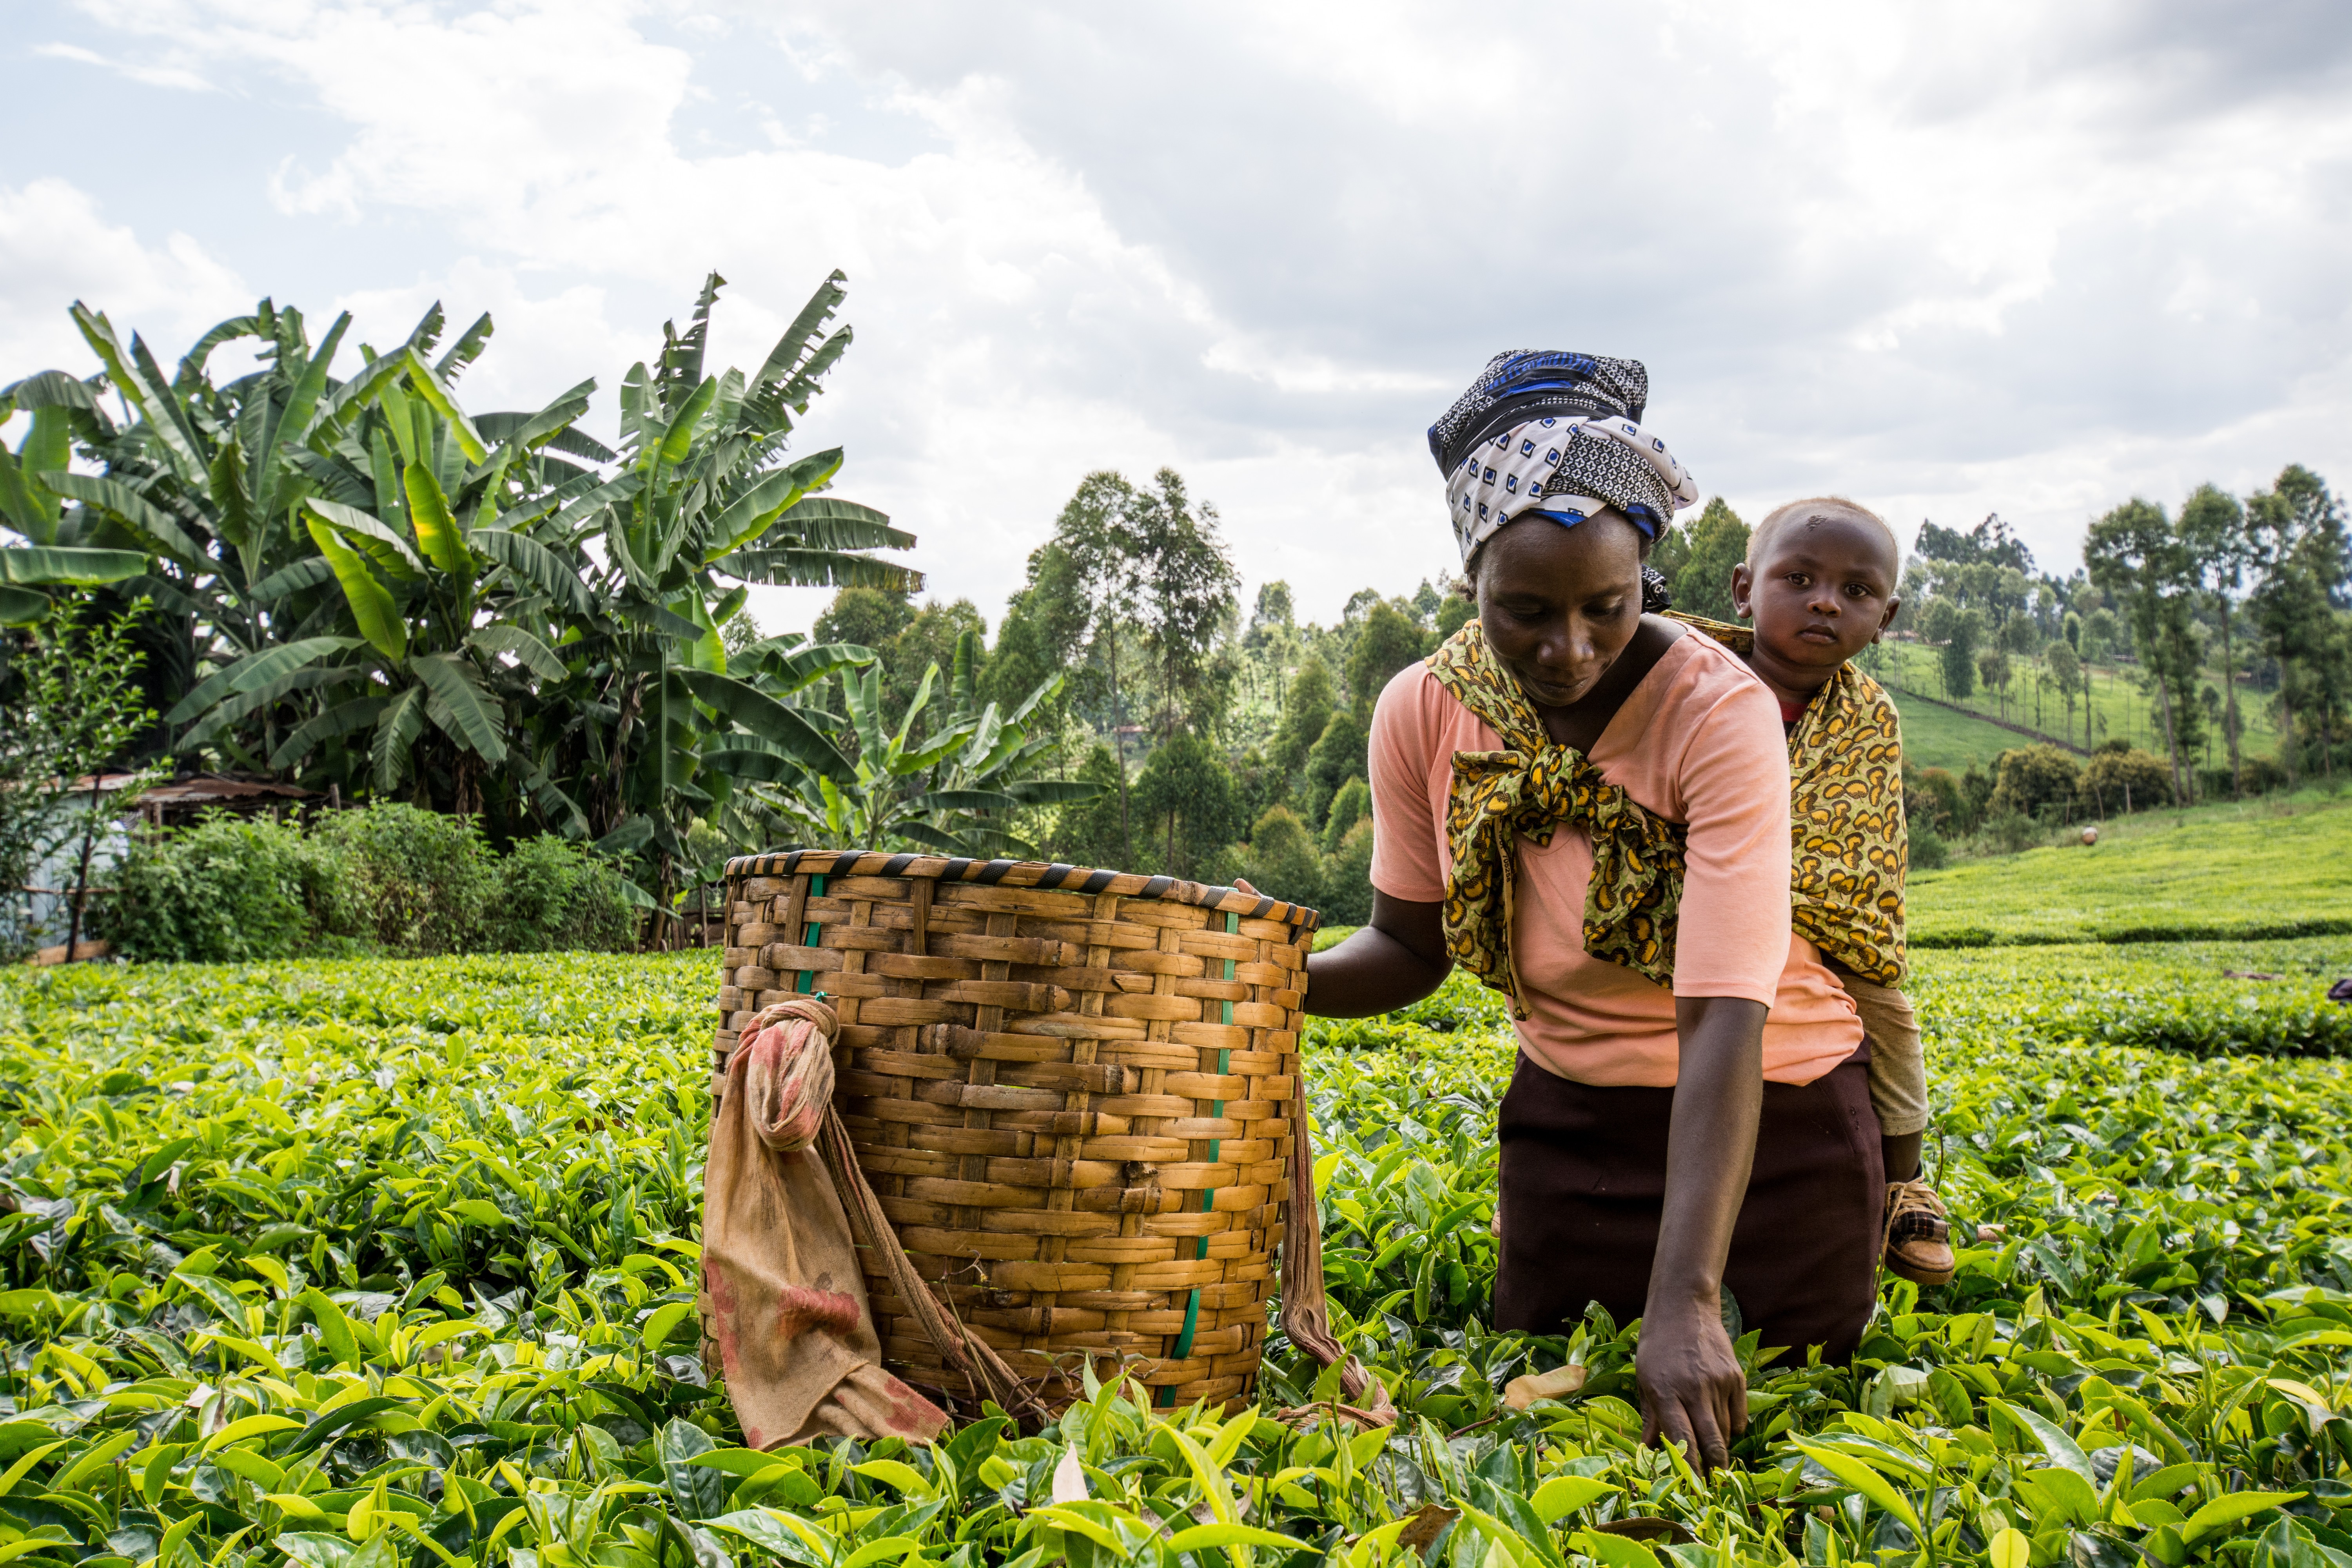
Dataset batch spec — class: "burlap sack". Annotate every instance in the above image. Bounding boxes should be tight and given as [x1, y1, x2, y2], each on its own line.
[698, 998, 950, 1448]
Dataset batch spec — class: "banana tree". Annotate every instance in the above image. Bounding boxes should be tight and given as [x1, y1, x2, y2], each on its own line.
[49, 301, 466, 668]
[552, 270, 924, 899]
[715, 643, 1101, 857]
[154, 324, 617, 824]
[0, 374, 151, 625]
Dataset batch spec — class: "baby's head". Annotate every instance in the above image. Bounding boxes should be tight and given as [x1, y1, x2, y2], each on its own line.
[1731, 497, 1902, 677]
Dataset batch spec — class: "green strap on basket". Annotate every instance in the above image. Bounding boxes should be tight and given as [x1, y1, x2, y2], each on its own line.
[795, 874, 826, 994]
[1163, 911, 1240, 1399]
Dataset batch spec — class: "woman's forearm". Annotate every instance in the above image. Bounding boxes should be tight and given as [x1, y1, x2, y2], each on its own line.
[1633, 994, 1766, 1469]
[1651, 996, 1765, 1306]
[1301, 891, 1450, 1016]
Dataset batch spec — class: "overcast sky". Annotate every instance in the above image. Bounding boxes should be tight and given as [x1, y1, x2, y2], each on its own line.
[8, 1, 2352, 633]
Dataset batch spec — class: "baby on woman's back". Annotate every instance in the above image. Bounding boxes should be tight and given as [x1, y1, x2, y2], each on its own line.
[1677, 496, 1953, 1286]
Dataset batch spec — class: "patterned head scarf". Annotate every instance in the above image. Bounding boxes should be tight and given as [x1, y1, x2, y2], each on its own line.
[1428, 351, 1701, 565]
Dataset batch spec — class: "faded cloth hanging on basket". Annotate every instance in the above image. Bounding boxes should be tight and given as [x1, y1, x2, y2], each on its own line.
[699, 998, 961, 1447]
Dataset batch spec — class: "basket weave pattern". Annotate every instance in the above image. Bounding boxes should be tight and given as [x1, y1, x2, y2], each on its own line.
[715, 851, 1319, 1416]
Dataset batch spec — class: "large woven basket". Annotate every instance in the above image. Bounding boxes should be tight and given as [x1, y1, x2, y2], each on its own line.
[712, 850, 1320, 1417]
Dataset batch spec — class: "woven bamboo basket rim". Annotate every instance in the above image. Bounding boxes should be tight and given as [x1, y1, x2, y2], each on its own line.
[722, 849, 1323, 933]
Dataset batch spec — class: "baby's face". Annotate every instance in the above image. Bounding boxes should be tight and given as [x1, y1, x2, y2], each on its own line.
[1734, 512, 1901, 674]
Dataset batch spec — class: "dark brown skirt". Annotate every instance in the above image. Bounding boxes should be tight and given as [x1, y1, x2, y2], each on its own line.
[1493, 1046, 1883, 1363]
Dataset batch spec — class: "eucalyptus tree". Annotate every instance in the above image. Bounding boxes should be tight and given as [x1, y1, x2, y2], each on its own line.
[2247, 465, 2351, 784]
[2178, 484, 2252, 795]
[2086, 497, 2200, 804]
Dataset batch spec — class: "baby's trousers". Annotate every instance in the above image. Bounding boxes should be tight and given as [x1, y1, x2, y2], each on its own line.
[1833, 968, 1928, 1137]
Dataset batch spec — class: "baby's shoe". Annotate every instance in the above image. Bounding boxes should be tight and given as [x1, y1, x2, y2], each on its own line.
[1883, 1180, 1955, 1286]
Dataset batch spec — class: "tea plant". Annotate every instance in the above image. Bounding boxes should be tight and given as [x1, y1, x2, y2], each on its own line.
[0, 936, 2348, 1567]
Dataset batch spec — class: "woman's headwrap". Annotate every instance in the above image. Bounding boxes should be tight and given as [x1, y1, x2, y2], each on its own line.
[1429, 351, 1701, 565]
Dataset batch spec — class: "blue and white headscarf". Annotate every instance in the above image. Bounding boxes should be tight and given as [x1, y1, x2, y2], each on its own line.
[1428, 351, 1700, 565]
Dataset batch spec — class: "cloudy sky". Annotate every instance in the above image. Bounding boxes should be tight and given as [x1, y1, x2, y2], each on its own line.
[8, 1, 2352, 632]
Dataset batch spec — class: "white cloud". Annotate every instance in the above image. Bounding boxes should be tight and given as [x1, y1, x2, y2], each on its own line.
[0, 178, 249, 381]
[36, 0, 2352, 623]
[33, 40, 214, 91]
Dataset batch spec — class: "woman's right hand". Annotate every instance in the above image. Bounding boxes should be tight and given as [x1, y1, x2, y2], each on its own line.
[1640, 994, 1766, 1471]
[1633, 1296, 1746, 1469]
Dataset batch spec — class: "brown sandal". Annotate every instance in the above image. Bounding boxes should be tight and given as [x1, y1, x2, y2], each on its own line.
[1883, 1179, 1955, 1286]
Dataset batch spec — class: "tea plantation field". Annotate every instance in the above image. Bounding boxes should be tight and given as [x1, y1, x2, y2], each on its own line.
[2, 914, 2351, 1566]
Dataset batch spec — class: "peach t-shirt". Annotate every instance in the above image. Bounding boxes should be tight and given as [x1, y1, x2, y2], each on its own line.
[1368, 629, 1862, 1088]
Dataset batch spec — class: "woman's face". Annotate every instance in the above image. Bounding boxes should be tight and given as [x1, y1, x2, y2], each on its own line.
[1474, 512, 1646, 708]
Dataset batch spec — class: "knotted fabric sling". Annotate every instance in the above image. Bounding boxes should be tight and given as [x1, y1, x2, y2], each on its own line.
[1668, 614, 1908, 985]
[1425, 620, 1688, 1018]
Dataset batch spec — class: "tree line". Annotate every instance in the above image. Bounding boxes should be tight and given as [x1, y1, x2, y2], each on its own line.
[9, 268, 2348, 933]
[803, 468, 1462, 919]
[0, 274, 1088, 934]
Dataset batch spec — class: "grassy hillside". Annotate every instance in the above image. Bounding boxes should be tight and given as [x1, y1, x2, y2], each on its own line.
[1321, 794, 2352, 951]
[1873, 640, 2285, 767]
[1880, 686, 2048, 773]
[1911, 792, 2352, 946]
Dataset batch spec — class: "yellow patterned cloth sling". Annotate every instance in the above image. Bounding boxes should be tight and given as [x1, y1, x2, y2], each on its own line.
[1668, 614, 1908, 985]
[1423, 622, 1687, 1018]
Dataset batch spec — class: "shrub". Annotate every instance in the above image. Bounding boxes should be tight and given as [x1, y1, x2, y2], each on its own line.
[489, 836, 640, 953]
[317, 803, 499, 955]
[2200, 754, 2287, 799]
[1978, 808, 2038, 855]
[97, 811, 345, 962]
[1224, 805, 1324, 911]
[1909, 818, 1950, 872]
[1905, 765, 1965, 835]
[1987, 744, 2082, 819]
[1322, 776, 1370, 855]
[1321, 817, 1375, 925]
[2080, 746, 2174, 814]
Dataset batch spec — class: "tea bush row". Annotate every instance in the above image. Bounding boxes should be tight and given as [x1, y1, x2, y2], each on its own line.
[0, 943, 2347, 1567]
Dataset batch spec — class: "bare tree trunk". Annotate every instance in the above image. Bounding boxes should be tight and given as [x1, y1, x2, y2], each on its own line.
[2151, 657, 2186, 806]
[2154, 635, 2192, 808]
[2278, 670, 2301, 788]
[2219, 600, 2242, 796]
[65, 776, 102, 960]
[1103, 625, 1134, 866]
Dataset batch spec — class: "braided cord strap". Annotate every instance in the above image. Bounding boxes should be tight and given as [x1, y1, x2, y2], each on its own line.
[815, 1098, 1050, 1423]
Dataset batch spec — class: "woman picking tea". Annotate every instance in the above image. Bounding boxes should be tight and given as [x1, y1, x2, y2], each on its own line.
[1303, 353, 1882, 1470]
